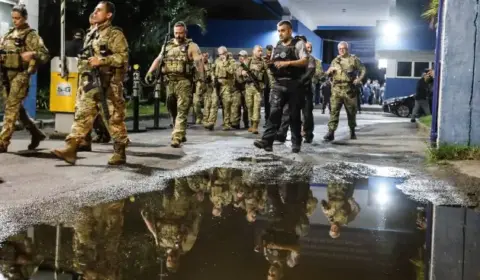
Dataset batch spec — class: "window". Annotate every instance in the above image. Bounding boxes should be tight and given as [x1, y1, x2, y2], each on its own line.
[414, 62, 430, 77]
[397, 62, 412, 77]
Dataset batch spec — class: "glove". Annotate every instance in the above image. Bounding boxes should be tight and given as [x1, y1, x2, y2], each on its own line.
[145, 72, 154, 84]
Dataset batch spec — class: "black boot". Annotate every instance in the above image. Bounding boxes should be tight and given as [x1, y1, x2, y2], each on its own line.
[292, 145, 300, 153]
[253, 139, 273, 152]
[323, 130, 334, 142]
[275, 134, 286, 143]
[350, 129, 357, 140]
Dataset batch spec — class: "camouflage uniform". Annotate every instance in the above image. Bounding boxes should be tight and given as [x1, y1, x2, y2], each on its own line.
[0, 233, 43, 279]
[243, 56, 268, 134]
[193, 72, 204, 124]
[320, 182, 360, 226]
[73, 201, 125, 279]
[52, 22, 129, 165]
[214, 57, 236, 130]
[327, 54, 365, 134]
[210, 168, 234, 216]
[233, 62, 247, 129]
[162, 38, 202, 146]
[202, 60, 218, 128]
[0, 24, 49, 152]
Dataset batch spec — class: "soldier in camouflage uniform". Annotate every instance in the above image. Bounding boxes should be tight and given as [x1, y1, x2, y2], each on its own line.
[0, 233, 43, 279]
[241, 45, 268, 134]
[234, 50, 249, 129]
[52, 1, 130, 165]
[210, 167, 234, 217]
[145, 22, 204, 147]
[0, 4, 49, 153]
[141, 178, 203, 272]
[192, 53, 206, 124]
[320, 182, 360, 239]
[73, 201, 125, 279]
[201, 53, 218, 130]
[324, 41, 365, 142]
[214, 46, 237, 130]
[77, 13, 111, 152]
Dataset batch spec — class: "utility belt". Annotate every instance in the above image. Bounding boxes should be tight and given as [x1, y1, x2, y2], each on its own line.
[165, 74, 191, 82]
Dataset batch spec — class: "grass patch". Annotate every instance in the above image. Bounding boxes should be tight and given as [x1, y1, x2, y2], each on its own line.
[419, 115, 432, 128]
[126, 102, 168, 117]
[427, 144, 480, 162]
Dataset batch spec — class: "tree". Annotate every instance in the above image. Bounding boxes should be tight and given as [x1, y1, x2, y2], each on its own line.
[422, 0, 439, 29]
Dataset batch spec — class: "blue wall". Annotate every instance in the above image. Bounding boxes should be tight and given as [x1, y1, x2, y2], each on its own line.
[384, 77, 418, 99]
[25, 74, 37, 118]
[376, 21, 435, 51]
[189, 19, 323, 59]
[297, 21, 323, 60]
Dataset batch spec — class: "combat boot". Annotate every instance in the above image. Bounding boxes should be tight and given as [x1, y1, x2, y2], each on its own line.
[323, 130, 335, 142]
[51, 139, 79, 165]
[232, 124, 240, 129]
[350, 129, 357, 140]
[253, 139, 273, 152]
[78, 134, 92, 152]
[248, 125, 253, 133]
[251, 122, 259, 134]
[0, 142, 7, 153]
[26, 125, 46, 150]
[205, 123, 214, 131]
[108, 142, 127, 165]
[181, 136, 187, 143]
[171, 138, 181, 148]
[322, 109, 325, 114]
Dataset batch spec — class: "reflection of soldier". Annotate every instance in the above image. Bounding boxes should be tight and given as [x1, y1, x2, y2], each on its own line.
[234, 50, 249, 130]
[255, 183, 316, 280]
[0, 233, 43, 279]
[73, 201, 124, 279]
[0, 4, 49, 153]
[320, 182, 360, 239]
[141, 179, 203, 272]
[210, 168, 234, 217]
[243, 183, 267, 223]
[324, 41, 366, 142]
[52, 1, 130, 165]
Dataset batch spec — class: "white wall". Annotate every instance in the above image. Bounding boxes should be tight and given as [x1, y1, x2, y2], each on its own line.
[0, 0, 38, 35]
[377, 50, 435, 79]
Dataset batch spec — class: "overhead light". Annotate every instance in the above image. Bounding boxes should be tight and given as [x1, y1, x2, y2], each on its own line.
[382, 22, 399, 36]
[378, 59, 387, 69]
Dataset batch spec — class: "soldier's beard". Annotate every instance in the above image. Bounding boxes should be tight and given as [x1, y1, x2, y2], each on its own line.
[175, 36, 186, 43]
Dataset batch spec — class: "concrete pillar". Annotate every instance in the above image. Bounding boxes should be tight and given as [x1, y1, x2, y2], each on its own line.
[437, 0, 480, 146]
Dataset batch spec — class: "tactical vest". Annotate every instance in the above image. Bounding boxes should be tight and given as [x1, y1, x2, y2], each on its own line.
[0, 28, 35, 70]
[247, 57, 265, 82]
[331, 55, 358, 83]
[162, 38, 193, 78]
[271, 39, 305, 80]
[214, 58, 234, 79]
[91, 25, 126, 71]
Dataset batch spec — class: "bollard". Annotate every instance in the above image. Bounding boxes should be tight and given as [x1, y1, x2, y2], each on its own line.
[128, 64, 147, 133]
[147, 79, 167, 130]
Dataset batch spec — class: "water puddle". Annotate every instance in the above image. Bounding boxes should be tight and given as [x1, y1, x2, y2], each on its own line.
[0, 166, 478, 279]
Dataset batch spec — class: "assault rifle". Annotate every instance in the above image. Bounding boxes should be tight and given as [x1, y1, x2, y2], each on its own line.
[240, 62, 261, 92]
[79, 26, 110, 125]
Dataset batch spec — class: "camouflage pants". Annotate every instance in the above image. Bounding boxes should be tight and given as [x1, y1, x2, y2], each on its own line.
[67, 75, 128, 144]
[231, 90, 242, 126]
[327, 84, 357, 131]
[193, 81, 204, 123]
[245, 83, 262, 122]
[202, 83, 217, 125]
[219, 83, 235, 128]
[74, 82, 110, 141]
[73, 201, 124, 278]
[0, 71, 38, 147]
[167, 79, 192, 142]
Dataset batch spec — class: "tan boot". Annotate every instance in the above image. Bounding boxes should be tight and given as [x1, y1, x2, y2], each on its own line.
[51, 139, 78, 165]
[78, 134, 92, 152]
[248, 122, 253, 133]
[108, 142, 127, 165]
[252, 121, 259, 134]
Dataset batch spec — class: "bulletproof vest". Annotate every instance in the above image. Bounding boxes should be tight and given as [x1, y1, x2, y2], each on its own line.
[0, 28, 34, 70]
[214, 58, 234, 79]
[163, 38, 193, 77]
[91, 25, 126, 72]
[331, 55, 358, 83]
[271, 39, 305, 80]
[247, 57, 265, 82]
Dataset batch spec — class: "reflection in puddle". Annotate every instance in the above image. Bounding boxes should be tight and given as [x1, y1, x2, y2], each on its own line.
[0, 166, 477, 279]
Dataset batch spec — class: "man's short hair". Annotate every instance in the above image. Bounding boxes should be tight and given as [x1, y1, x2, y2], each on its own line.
[239, 50, 248, 56]
[295, 35, 307, 42]
[100, 1, 116, 19]
[218, 46, 227, 54]
[338, 41, 349, 49]
[253, 45, 262, 51]
[277, 20, 293, 29]
[266, 45, 273, 51]
[174, 21, 188, 31]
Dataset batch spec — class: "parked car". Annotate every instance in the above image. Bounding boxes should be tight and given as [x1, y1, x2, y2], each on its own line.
[383, 94, 415, 118]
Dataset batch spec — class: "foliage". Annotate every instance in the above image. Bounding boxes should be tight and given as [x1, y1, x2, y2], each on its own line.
[36, 88, 50, 110]
[419, 115, 432, 128]
[427, 144, 480, 162]
[422, 0, 439, 29]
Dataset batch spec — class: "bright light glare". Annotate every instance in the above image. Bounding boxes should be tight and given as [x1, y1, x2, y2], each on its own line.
[375, 192, 390, 205]
[378, 59, 388, 69]
[383, 22, 399, 36]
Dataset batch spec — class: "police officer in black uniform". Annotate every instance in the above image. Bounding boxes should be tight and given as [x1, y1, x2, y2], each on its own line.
[254, 20, 309, 153]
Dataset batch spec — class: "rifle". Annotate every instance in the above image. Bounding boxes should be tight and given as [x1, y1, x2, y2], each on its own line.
[240, 62, 261, 92]
[152, 22, 171, 84]
[79, 26, 110, 125]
